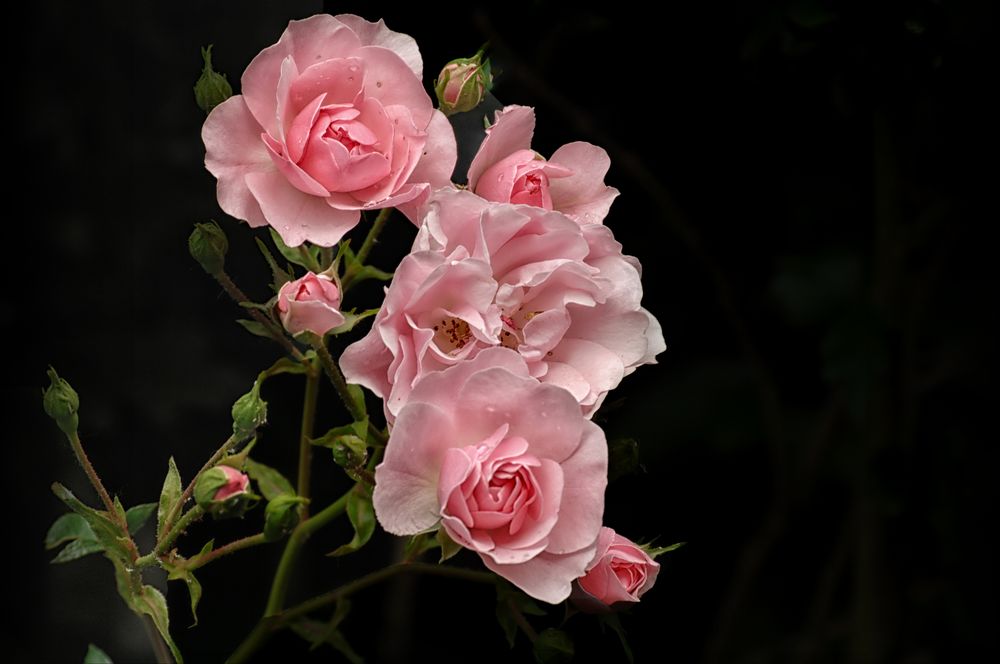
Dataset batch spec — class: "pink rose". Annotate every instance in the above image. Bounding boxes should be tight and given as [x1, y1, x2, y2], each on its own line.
[574, 527, 660, 609]
[276, 272, 345, 336]
[373, 348, 607, 603]
[213, 466, 251, 501]
[340, 189, 664, 421]
[202, 14, 457, 247]
[467, 105, 618, 224]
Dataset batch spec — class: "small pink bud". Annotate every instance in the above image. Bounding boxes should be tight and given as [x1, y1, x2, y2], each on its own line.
[572, 528, 660, 612]
[213, 465, 250, 501]
[434, 49, 493, 116]
[276, 272, 346, 337]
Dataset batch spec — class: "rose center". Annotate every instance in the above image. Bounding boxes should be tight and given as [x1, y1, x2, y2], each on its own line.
[510, 171, 552, 208]
[611, 560, 643, 593]
[326, 125, 362, 151]
[433, 317, 473, 354]
[498, 308, 543, 350]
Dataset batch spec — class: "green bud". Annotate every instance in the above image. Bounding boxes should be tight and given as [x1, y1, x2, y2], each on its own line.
[43, 367, 80, 436]
[194, 45, 233, 114]
[434, 48, 493, 116]
[331, 434, 368, 470]
[263, 494, 308, 541]
[188, 221, 229, 276]
[194, 466, 258, 519]
[232, 382, 267, 439]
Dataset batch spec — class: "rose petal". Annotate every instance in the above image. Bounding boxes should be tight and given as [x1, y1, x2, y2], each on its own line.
[202, 96, 271, 228]
[468, 105, 536, 191]
[542, 422, 606, 554]
[333, 14, 423, 77]
[483, 545, 597, 604]
[357, 45, 433, 127]
[548, 142, 620, 224]
[244, 170, 358, 246]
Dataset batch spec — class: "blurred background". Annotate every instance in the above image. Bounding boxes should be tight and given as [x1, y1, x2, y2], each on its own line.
[6, 0, 997, 661]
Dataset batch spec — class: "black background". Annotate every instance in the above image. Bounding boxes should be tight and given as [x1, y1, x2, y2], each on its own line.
[6, 0, 997, 662]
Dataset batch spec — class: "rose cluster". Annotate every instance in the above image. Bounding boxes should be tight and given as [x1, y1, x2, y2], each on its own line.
[204, 14, 667, 607]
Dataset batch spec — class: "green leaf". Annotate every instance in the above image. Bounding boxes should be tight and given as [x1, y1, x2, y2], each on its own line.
[45, 513, 93, 549]
[329, 308, 380, 336]
[51, 483, 131, 560]
[270, 228, 322, 272]
[236, 319, 273, 339]
[328, 487, 375, 557]
[157, 457, 182, 541]
[599, 614, 634, 664]
[258, 355, 311, 381]
[137, 585, 183, 664]
[125, 503, 157, 536]
[84, 643, 113, 664]
[51, 537, 104, 563]
[533, 628, 574, 664]
[291, 618, 365, 664]
[347, 384, 367, 419]
[495, 582, 546, 648]
[402, 532, 438, 561]
[165, 563, 203, 626]
[347, 265, 393, 287]
[436, 528, 463, 563]
[644, 541, 686, 558]
[311, 419, 368, 448]
[255, 237, 291, 289]
[608, 438, 640, 482]
[244, 458, 295, 500]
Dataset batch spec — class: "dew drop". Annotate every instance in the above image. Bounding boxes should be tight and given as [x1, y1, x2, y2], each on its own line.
[376, 81, 383, 87]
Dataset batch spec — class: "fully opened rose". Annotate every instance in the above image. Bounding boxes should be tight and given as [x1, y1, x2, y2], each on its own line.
[341, 188, 665, 420]
[202, 14, 457, 247]
[373, 348, 608, 603]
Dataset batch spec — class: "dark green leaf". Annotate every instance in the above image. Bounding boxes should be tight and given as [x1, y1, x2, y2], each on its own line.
[244, 458, 295, 501]
[608, 438, 640, 482]
[258, 356, 311, 381]
[45, 513, 93, 549]
[236, 319, 273, 339]
[311, 419, 368, 448]
[51, 483, 130, 560]
[270, 228, 322, 271]
[347, 265, 393, 287]
[157, 457, 182, 541]
[403, 533, 438, 562]
[165, 563, 204, 626]
[83, 643, 113, 664]
[533, 628, 574, 664]
[599, 614, 633, 664]
[329, 308, 380, 336]
[138, 585, 183, 664]
[346, 384, 367, 419]
[125, 503, 157, 536]
[51, 537, 104, 563]
[291, 618, 365, 664]
[328, 487, 375, 557]
[255, 237, 291, 289]
[496, 582, 546, 648]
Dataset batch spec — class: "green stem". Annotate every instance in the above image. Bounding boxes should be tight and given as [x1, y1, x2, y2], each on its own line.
[189, 533, 269, 571]
[298, 245, 322, 273]
[214, 270, 305, 361]
[342, 208, 392, 290]
[264, 487, 354, 616]
[297, 369, 321, 519]
[229, 562, 496, 663]
[67, 432, 124, 528]
[157, 506, 205, 555]
[312, 342, 388, 446]
[159, 435, 238, 545]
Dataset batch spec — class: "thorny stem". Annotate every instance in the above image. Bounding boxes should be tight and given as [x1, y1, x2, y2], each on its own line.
[229, 562, 497, 663]
[67, 432, 127, 532]
[213, 270, 305, 361]
[156, 506, 205, 556]
[158, 434, 240, 546]
[311, 341, 388, 446]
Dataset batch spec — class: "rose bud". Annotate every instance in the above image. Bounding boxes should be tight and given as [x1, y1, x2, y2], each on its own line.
[43, 367, 80, 436]
[572, 528, 660, 612]
[276, 273, 346, 337]
[231, 382, 267, 439]
[194, 466, 258, 519]
[188, 221, 228, 276]
[434, 49, 493, 116]
[193, 45, 232, 114]
[263, 494, 309, 541]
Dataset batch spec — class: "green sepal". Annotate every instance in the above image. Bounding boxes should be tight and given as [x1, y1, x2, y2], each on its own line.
[231, 381, 267, 439]
[264, 494, 309, 541]
[42, 367, 79, 436]
[157, 457, 183, 540]
[329, 308, 380, 336]
[188, 221, 228, 275]
[270, 228, 322, 272]
[533, 628, 574, 664]
[642, 540, 686, 558]
[436, 528, 463, 563]
[327, 486, 375, 557]
[83, 644, 113, 664]
[255, 237, 292, 290]
[193, 45, 232, 114]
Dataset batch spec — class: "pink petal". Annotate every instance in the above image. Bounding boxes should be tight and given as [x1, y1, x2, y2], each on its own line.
[404, 109, 458, 190]
[372, 467, 439, 535]
[543, 422, 607, 554]
[244, 170, 359, 246]
[202, 96, 271, 228]
[288, 57, 365, 121]
[548, 142, 620, 224]
[261, 132, 330, 197]
[379, 401, 456, 482]
[356, 45, 433, 127]
[468, 105, 536, 191]
[483, 545, 597, 604]
[548, 338, 626, 403]
[333, 14, 423, 78]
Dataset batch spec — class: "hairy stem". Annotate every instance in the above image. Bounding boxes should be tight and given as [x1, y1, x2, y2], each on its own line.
[157, 506, 205, 555]
[312, 342, 388, 446]
[189, 533, 269, 571]
[67, 432, 124, 529]
[159, 434, 238, 545]
[214, 270, 305, 361]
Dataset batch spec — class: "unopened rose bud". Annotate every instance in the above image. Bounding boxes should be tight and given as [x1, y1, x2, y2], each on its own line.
[232, 383, 267, 439]
[276, 272, 346, 337]
[434, 49, 493, 116]
[263, 494, 308, 541]
[194, 465, 257, 519]
[43, 368, 80, 436]
[188, 221, 229, 275]
[571, 527, 660, 613]
[194, 45, 233, 114]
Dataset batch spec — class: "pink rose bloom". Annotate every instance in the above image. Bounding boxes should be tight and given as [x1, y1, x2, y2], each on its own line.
[467, 105, 618, 224]
[276, 272, 345, 336]
[574, 527, 660, 609]
[202, 14, 457, 247]
[373, 348, 607, 603]
[341, 189, 664, 421]
[214, 466, 251, 501]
